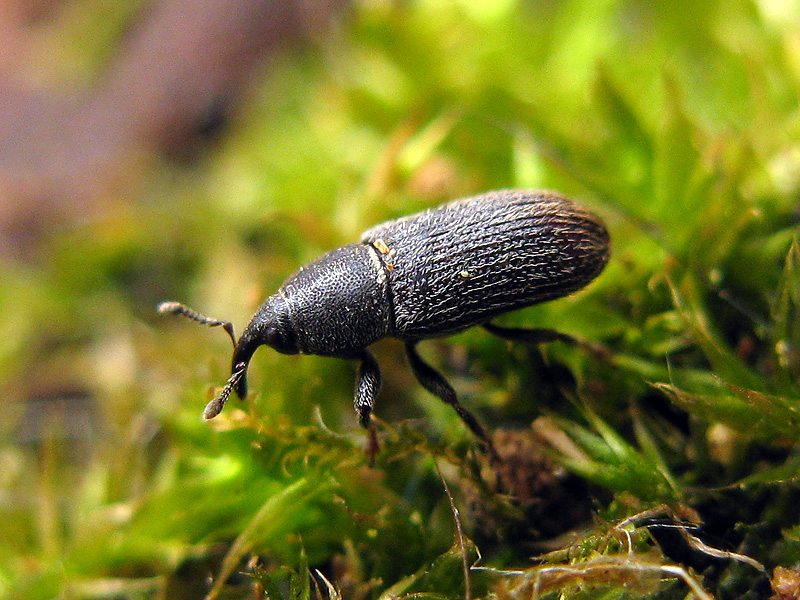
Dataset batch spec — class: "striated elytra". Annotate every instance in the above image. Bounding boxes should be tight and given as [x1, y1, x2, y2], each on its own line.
[160, 189, 610, 460]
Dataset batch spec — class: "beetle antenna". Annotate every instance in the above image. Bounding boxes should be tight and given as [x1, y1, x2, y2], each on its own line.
[202, 363, 246, 419]
[158, 301, 236, 349]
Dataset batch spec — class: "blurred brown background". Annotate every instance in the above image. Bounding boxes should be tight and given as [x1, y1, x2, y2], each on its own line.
[0, 0, 346, 255]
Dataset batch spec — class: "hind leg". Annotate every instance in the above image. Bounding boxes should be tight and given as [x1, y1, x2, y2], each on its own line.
[484, 322, 608, 360]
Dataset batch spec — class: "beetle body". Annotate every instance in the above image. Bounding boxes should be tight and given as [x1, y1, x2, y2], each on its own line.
[162, 189, 609, 458]
[235, 190, 607, 368]
[361, 190, 609, 338]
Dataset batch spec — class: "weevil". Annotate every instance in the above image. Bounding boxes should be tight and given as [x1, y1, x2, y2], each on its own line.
[159, 189, 609, 461]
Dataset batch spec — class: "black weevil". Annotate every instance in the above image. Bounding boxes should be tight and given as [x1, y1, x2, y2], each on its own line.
[160, 189, 609, 460]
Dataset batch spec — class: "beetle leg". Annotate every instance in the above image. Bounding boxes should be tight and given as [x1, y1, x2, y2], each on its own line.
[355, 349, 382, 464]
[355, 349, 382, 427]
[405, 341, 500, 464]
[484, 322, 577, 344]
[484, 322, 609, 360]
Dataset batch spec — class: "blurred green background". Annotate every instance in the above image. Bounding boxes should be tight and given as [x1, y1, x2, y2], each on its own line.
[3, 0, 800, 598]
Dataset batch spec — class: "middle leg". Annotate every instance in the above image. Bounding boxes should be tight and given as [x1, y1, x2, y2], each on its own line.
[404, 340, 500, 464]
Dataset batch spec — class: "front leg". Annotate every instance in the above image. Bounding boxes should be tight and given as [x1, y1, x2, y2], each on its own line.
[405, 341, 500, 464]
[355, 349, 382, 463]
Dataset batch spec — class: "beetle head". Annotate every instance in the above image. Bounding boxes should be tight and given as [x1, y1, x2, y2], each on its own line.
[158, 297, 298, 420]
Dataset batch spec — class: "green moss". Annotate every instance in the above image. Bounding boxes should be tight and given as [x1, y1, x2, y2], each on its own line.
[3, 0, 800, 598]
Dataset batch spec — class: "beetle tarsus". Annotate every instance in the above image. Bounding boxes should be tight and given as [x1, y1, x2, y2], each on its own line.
[404, 341, 501, 465]
[366, 423, 379, 467]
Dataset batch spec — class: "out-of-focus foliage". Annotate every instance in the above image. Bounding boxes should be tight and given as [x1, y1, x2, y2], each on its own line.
[2, 0, 800, 598]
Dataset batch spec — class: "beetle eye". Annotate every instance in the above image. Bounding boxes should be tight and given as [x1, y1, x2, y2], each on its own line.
[265, 326, 282, 348]
[265, 326, 296, 354]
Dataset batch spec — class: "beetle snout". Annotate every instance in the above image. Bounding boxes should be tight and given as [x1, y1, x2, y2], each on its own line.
[230, 336, 261, 399]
